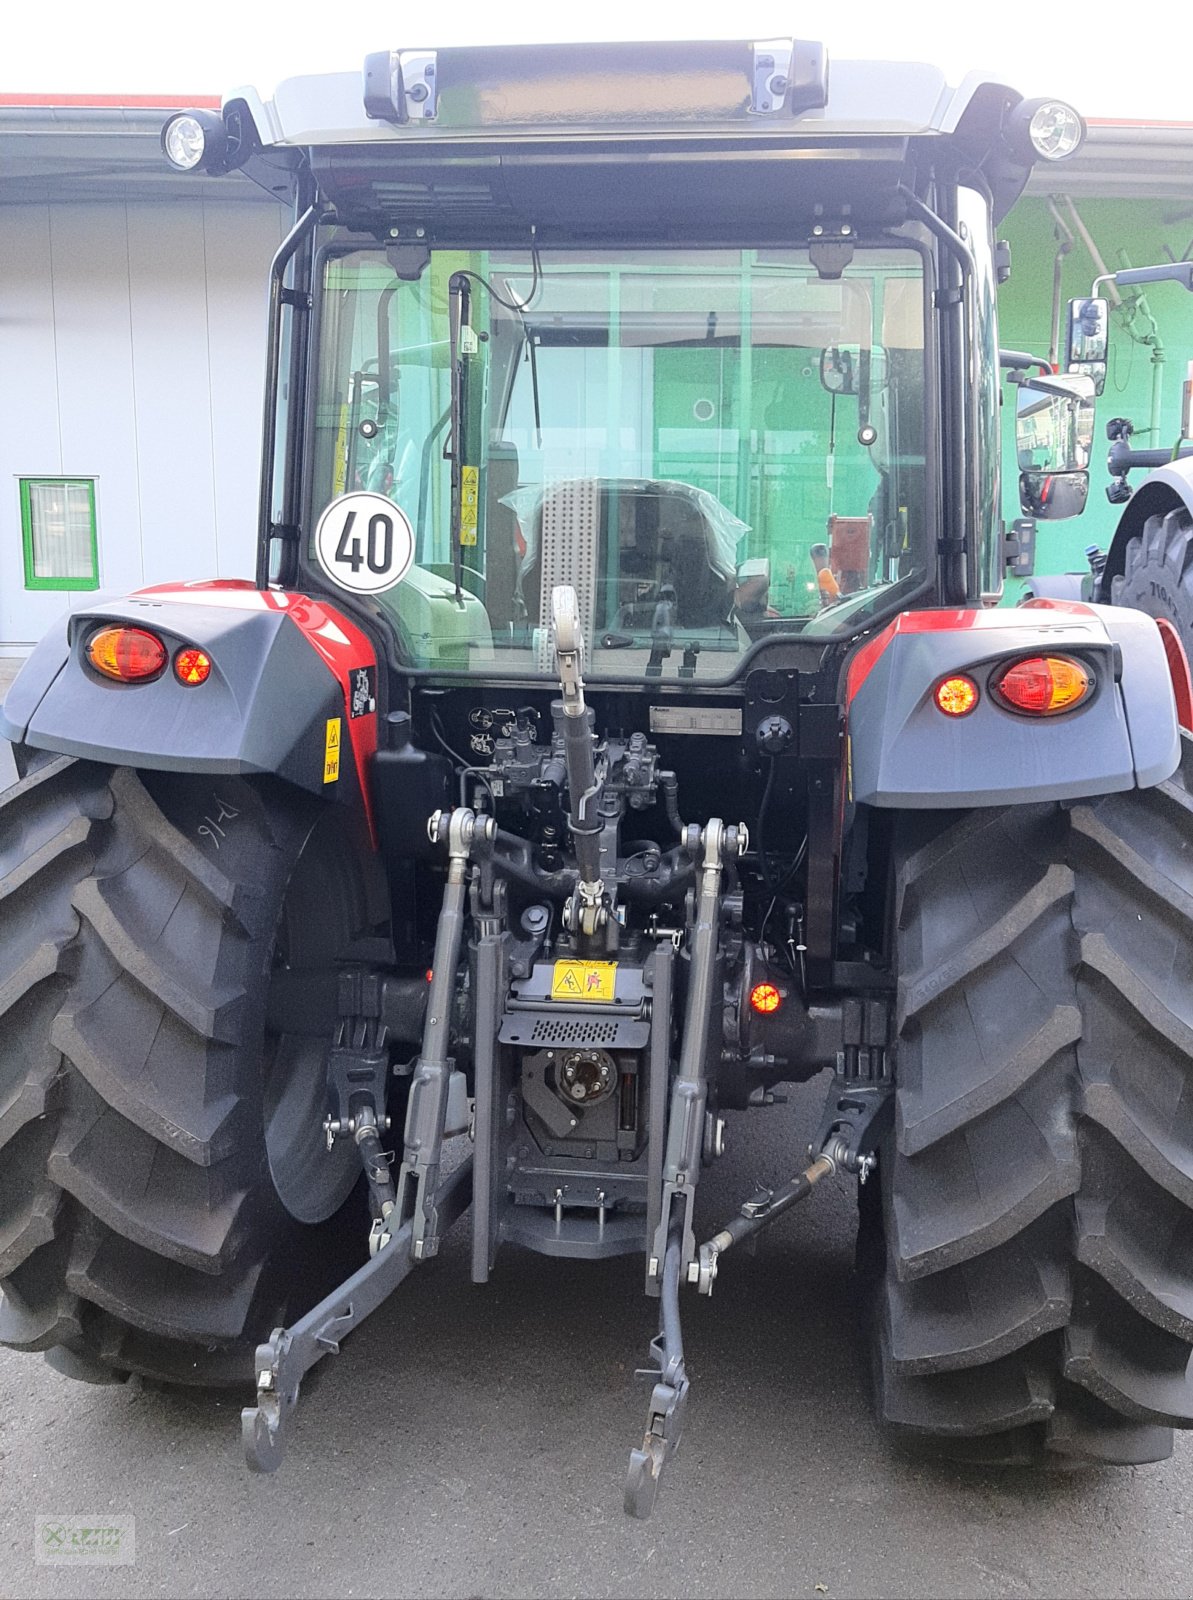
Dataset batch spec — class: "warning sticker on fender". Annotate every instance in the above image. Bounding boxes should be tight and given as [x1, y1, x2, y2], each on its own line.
[323, 718, 341, 784]
[551, 960, 616, 1003]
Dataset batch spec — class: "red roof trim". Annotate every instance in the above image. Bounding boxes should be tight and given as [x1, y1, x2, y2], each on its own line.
[0, 93, 221, 109]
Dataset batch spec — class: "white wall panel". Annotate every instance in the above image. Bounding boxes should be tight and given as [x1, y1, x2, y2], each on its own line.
[49, 202, 141, 603]
[0, 195, 284, 650]
[0, 204, 63, 646]
[126, 203, 218, 585]
[202, 202, 287, 580]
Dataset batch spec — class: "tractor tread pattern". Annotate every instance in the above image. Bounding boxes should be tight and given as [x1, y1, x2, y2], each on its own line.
[877, 742, 1193, 1463]
[0, 757, 314, 1379]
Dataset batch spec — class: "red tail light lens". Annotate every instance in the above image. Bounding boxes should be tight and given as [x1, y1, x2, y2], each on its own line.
[174, 647, 212, 686]
[934, 674, 980, 717]
[994, 655, 1092, 716]
[86, 626, 167, 682]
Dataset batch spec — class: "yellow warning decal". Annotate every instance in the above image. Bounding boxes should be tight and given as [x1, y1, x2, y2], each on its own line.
[460, 464, 479, 547]
[551, 959, 617, 1003]
[323, 717, 342, 784]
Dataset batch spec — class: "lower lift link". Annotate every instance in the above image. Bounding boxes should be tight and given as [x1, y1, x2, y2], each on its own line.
[624, 1148, 840, 1519]
[242, 807, 488, 1474]
[623, 1074, 891, 1516]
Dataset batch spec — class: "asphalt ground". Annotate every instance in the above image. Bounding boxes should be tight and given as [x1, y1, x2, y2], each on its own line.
[2, 656, 1192, 1599]
[1, 1081, 1191, 1600]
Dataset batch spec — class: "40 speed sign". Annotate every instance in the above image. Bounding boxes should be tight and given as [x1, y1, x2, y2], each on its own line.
[314, 492, 415, 595]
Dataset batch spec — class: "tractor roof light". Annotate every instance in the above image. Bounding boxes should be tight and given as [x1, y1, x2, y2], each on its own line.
[162, 109, 227, 173]
[933, 674, 980, 718]
[86, 625, 168, 683]
[993, 654, 1093, 716]
[1005, 97, 1085, 164]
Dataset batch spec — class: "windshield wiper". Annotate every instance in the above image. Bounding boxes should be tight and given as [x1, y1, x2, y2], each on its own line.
[527, 331, 543, 449]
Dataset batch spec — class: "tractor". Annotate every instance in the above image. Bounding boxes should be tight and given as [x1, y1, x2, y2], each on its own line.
[2, 40, 1192, 1517]
[1055, 263, 1193, 660]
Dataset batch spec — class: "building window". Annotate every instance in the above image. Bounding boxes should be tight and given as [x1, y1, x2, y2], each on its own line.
[19, 478, 99, 591]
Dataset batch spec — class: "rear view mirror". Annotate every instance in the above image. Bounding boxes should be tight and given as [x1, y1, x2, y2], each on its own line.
[1016, 373, 1095, 522]
[1019, 471, 1089, 522]
[819, 344, 887, 399]
[1064, 297, 1108, 396]
[820, 344, 857, 396]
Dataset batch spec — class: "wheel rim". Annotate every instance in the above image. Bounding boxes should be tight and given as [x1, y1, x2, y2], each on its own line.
[263, 810, 369, 1224]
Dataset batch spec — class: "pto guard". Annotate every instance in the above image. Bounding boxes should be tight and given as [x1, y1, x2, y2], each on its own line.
[0, 582, 379, 825]
[845, 602, 1180, 808]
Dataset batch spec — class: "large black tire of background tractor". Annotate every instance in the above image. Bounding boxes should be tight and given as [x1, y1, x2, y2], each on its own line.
[1110, 505, 1193, 643]
[0, 752, 383, 1386]
[875, 738, 1193, 1465]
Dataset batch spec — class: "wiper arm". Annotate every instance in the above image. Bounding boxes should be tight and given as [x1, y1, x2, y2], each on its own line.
[527, 330, 543, 448]
[376, 284, 398, 431]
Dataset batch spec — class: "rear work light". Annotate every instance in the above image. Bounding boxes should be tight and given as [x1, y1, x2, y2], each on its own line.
[993, 655, 1093, 716]
[86, 626, 167, 683]
[934, 674, 980, 717]
[174, 647, 212, 686]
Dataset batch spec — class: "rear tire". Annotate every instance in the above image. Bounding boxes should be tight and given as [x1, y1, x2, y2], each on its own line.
[873, 739, 1193, 1465]
[1110, 505, 1193, 644]
[0, 752, 385, 1386]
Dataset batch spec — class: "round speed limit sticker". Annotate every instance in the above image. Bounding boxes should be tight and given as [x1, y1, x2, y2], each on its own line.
[314, 492, 415, 595]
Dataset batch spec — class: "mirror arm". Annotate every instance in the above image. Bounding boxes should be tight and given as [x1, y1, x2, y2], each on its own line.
[1000, 349, 1051, 374]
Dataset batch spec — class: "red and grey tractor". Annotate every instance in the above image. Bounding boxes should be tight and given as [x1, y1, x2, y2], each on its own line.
[2, 40, 1191, 1515]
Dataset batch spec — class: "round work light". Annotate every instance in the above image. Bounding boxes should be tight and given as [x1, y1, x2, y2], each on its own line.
[161, 109, 227, 173]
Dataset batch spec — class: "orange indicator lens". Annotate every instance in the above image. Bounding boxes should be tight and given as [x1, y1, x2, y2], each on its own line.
[933, 674, 980, 717]
[995, 655, 1092, 716]
[86, 626, 167, 682]
[174, 647, 212, 686]
[750, 982, 782, 1015]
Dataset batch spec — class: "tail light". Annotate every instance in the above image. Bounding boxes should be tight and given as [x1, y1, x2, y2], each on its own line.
[934, 674, 980, 717]
[174, 647, 212, 686]
[86, 626, 167, 682]
[993, 655, 1092, 716]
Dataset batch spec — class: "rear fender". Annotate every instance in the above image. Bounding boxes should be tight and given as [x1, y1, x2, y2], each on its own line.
[0, 581, 380, 832]
[845, 602, 1178, 808]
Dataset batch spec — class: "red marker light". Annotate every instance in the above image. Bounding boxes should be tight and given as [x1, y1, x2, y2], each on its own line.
[174, 647, 212, 686]
[750, 982, 782, 1015]
[86, 626, 167, 683]
[934, 674, 980, 717]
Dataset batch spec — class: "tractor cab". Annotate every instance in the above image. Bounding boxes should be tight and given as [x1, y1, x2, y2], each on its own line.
[162, 40, 1089, 691]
